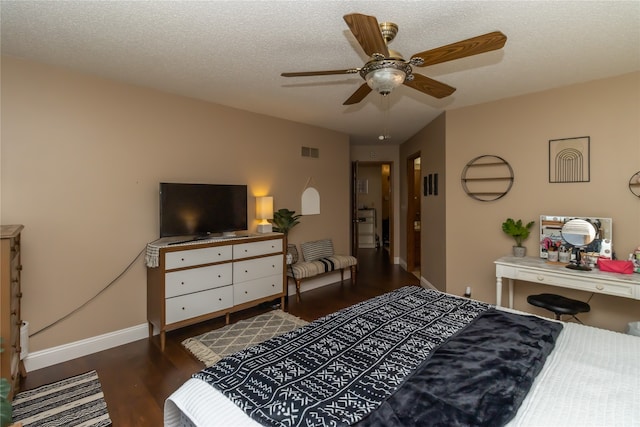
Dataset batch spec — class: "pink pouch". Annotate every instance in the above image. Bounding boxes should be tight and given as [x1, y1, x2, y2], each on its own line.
[598, 259, 634, 274]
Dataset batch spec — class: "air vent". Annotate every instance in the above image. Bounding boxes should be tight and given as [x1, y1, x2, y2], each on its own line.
[301, 146, 319, 158]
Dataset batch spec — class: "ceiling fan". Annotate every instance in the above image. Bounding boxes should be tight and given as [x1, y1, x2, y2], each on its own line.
[281, 13, 507, 105]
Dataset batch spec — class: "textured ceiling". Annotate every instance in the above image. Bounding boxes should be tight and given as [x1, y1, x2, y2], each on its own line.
[1, 1, 639, 145]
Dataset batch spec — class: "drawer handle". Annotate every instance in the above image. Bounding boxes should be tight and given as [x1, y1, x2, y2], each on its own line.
[181, 258, 185, 262]
[218, 274, 221, 278]
[218, 253, 222, 257]
[218, 298, 222, 301]
[181, 307, 185, 311]
[245, 270, 248, 273]
[245, 291, 248, 294]
[536, 275, 545, 281]
[596, 284, 604, 290]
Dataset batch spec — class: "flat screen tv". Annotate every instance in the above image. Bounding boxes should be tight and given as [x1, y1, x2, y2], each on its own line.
[159, 183, 247, 238]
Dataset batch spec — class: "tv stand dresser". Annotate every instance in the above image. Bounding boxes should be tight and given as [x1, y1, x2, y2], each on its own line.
[146, 233, 285, 350]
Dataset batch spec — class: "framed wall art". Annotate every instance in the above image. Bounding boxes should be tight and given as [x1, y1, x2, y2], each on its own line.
[548, 136, 590, 183]
[423, 173, 439, 196]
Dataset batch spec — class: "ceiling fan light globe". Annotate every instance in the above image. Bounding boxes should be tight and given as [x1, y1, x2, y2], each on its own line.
[365, 68, 406, 95]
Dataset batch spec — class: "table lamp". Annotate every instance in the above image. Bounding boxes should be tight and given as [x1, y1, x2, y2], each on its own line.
[256, 196, 273, 233]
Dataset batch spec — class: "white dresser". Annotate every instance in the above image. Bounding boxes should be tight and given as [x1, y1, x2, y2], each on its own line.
[147, 234, 285, 350]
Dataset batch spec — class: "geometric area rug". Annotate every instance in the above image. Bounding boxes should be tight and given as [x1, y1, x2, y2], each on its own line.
[11, 370, 111, 427]
[182, 309, 309, 367]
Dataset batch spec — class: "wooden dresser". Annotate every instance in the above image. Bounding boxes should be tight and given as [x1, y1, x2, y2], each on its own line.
[147, 233, 285, 350]
[1, 224, 26, 399]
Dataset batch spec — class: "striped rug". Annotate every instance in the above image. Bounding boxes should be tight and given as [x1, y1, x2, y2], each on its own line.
[12, 370, 111, 427]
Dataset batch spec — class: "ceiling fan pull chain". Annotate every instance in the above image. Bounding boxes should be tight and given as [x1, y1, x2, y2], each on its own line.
[379, 94, 391, 141]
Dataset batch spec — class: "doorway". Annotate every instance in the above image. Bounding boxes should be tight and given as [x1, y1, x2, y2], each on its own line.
[406, 154, 421, 277]
[351, 161, 394, 261]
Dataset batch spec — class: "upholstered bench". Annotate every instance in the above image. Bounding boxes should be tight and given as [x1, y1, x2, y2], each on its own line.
[287, 239, 357, 301]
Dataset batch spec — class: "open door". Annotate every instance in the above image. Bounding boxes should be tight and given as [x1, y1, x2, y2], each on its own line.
[351, 161, 359, 256]
[406, 154, 421, 276]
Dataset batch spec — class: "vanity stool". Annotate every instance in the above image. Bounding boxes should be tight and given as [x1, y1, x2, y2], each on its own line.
[527, 293, 590, 323]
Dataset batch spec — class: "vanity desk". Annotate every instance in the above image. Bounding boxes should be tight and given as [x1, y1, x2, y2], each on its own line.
[495, 256, 640, 308]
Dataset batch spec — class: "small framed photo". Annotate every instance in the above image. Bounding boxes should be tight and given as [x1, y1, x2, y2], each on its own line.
[549, 136, 590, 183]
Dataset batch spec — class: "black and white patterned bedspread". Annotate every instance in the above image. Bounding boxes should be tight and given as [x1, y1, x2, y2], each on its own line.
[194, 286, 490, 426]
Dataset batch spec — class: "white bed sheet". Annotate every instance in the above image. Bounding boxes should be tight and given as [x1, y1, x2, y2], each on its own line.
[165, 322, 640, 427]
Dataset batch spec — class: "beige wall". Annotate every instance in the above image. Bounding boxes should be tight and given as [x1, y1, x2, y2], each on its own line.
[444, 72, 640, 332]
[1, 56, 351, 351]
[400, 113, 448, 291]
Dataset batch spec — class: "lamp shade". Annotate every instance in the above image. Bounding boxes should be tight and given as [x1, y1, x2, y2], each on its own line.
[256, 196, 274, 233]
[256, 196, 273, 220]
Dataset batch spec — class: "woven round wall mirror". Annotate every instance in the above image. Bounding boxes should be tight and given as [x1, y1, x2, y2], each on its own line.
[461, 155, 514, 202]
[629, 171, 640, 198]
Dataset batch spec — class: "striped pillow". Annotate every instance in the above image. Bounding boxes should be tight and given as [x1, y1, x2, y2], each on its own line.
[301, 239, 334, 261]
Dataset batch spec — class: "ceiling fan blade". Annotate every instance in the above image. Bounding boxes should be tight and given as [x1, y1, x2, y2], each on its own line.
[411, 31, 507, 67]
[343, 83, 373, 105]
[404, 73, 456, 99]
[281, 69, 358, 77]
[343, 13, 389, 58]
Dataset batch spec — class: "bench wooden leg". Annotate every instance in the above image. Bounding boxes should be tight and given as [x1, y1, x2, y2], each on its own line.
[350, 265, 357, 285]
[295, 279, 302, 302]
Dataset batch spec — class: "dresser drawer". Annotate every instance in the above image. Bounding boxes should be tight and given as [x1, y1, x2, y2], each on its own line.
[165, 263, 232, 298]
[165, 246, 232, 270]
[233, 239, 282, 260]
[234, 274, 283, 305]
[165, 285, 233, 324]
[233, 254, 283, 283]
[516, 269, 635, 298]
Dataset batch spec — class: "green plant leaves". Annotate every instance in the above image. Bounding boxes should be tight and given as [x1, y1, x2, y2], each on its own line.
[270, 209, 302, 236]
[501, 218, 534, 247]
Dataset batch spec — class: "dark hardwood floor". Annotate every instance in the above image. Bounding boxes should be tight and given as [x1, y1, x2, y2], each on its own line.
[18, 248, 419, 426]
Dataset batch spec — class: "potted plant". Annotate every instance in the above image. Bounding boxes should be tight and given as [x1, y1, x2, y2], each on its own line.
[502, 218, 535, 257]
[270, 208, 302, 237]
[270, 209, 302, 264]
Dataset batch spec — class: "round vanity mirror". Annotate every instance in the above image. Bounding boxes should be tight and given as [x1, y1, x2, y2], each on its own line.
[561, 219, 597, 247]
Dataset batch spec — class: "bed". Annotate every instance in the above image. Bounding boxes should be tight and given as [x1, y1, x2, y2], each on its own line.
[165, 286, 640, 426]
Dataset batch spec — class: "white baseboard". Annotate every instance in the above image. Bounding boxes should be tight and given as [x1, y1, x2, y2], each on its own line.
[24, 323, 149, 372]
[24, 272, 351, 372]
